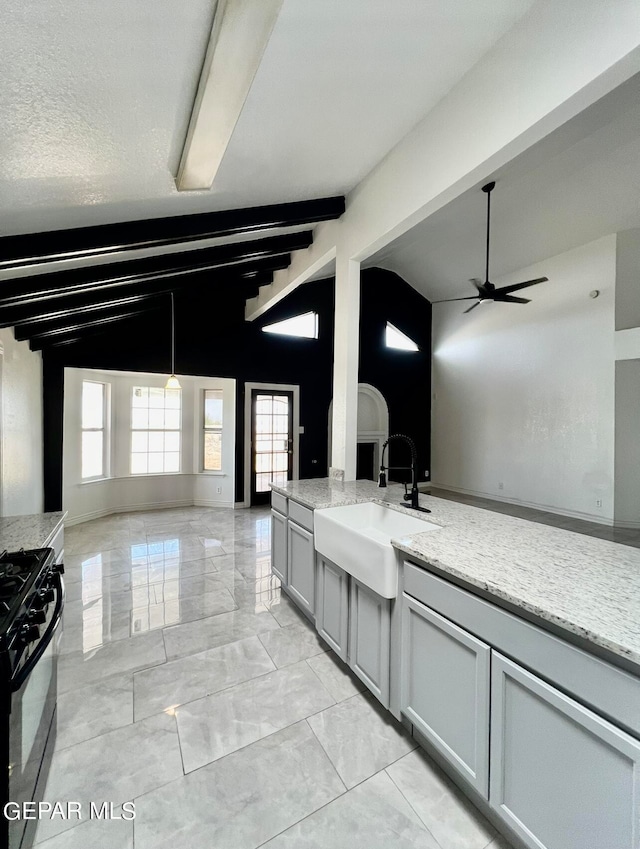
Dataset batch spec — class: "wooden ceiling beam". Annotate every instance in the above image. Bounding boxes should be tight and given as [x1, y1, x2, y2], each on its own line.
[0, 196, 344, 271]
[0, 231, 310, 306]
[28, 307, 164, 350]
[0, 266, 274, 329]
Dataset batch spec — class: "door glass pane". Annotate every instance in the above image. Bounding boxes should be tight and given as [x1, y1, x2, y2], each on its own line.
[254, 393, 290, 492]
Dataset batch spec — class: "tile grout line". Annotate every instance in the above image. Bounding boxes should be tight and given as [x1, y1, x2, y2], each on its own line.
[384, 766, 445, 849]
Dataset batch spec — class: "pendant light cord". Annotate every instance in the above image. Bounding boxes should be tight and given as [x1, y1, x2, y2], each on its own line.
[171, 292, 176, 375]
[485, 187, 491, 285]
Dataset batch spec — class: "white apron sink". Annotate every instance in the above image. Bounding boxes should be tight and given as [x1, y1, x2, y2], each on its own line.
[314, 502, 441, 598]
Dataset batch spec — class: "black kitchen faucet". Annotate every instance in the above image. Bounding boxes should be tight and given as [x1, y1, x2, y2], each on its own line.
[378, 434, 431, 513]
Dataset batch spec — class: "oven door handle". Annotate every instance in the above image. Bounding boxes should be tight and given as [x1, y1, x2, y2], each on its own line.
[10, 570, 65, 693]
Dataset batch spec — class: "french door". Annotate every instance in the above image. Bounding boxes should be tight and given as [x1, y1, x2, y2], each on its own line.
[250, 389, 294, 505]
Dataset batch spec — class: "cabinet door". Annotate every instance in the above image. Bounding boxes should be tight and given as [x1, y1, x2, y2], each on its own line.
[270, 509, 288, 585]
[401, 594, 490, 797]
[315, 556, 349, 661]
[287, 520, 315, 616]
[490, 652, 640, 849]
[348, 579, 390, 707]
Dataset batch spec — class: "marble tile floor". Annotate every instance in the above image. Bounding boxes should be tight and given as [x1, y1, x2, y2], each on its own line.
[34, 505, 514, 849]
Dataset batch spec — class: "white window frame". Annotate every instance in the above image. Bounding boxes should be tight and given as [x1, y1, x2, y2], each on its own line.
[130, 386, 182, 476]
[81, 380, 108, 480]
[202, 388, 223, 472]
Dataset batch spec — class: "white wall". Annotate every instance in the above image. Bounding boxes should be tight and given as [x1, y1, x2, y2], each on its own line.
[63, 368, 235, 525]
[0, 329, 43, 516]
[615, 228, 640, 331]
[614, 359, 640, 528]
[431, 236, 616, 523]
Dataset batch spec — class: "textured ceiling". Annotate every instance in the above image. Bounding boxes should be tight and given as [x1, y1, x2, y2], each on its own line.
[371, 74, 640, 302]
[0, 0, 534, 235]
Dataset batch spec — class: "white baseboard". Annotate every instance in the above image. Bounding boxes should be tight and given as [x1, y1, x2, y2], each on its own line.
[614, 519, 640, 530]
[428, 482, 615, 527]
[65, 499, 193, 526]
[192, 499, 234, 509]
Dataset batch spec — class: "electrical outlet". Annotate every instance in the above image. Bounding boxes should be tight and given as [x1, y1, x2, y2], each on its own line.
[596, 498, 602, 507]
[498, 482, 504, 490]
[216, 487, 222, 494]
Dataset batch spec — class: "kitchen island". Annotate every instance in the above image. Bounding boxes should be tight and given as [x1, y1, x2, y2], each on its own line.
[271, 477, 640, 849]
[272, 477, 639, 670]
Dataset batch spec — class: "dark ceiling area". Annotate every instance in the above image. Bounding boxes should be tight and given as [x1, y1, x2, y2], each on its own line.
[0, 195, 345, 350]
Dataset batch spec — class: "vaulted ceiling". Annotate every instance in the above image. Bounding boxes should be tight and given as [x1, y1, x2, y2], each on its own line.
[371, 72, 640, 302]
[0, 0, 539, 352]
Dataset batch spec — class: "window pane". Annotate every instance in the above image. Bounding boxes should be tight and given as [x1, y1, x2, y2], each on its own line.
[132, 386, 148, 406]
[131, 453, 148, 475]
[148, 453, 164, 474]
[148, 409, 165, 429]
[82, 382, 104, 429]
[148, 431, 164, 453]
[164, 453, 180, 473]
[274, 453, 288, 472]
[149, 387, 165, 408]
[204, 432, 222, 471]
[131, 432, 148, 453]
[132, 408, 148, 429]
[165, 389, 181, 408]
[261, 311, 318, 339]
[204, 390, 223, 427]
[273, 415, 288, 435]
[256, 473, 271, 492]
[165, 432, 180, 452]
[165, 410, 180, 430]
[82, 431, 103, 478]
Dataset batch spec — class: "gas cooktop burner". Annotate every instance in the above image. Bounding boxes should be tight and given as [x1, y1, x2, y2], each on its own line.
[0, 548, 56, 636]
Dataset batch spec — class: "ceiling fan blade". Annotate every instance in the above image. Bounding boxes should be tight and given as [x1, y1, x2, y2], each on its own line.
[431, 296, 480, 304]
[463, 301, 481, 314]
[493, 295, 530, 304]
[497, 277, 548, 295]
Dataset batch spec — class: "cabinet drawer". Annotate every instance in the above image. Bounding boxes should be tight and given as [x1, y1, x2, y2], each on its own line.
[271, 491, 288, 516]
[288, 499, 313, 532]
[403, 561, 640, 738]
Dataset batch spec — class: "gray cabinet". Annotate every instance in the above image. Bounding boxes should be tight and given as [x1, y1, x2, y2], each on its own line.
[348, 579, 390, 707]
[270, 508, 288, 585]
[490, 652, 640, 849]
[315, 555, 349, 661]
[401, 593, 491, 797]
[287, 520, 315, 616]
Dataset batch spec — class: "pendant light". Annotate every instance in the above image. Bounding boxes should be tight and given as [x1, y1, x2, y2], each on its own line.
[165, 292, 181, 390]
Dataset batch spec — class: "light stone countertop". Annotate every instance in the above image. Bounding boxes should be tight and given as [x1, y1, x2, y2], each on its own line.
[0, 512, 66, 553]
[272, 478, 640, 671]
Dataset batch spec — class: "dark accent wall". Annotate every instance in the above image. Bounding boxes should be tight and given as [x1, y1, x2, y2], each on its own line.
[42, 267, 431, 510]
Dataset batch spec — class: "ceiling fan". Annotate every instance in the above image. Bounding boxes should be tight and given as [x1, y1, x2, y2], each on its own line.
[433, 181, 548, 314]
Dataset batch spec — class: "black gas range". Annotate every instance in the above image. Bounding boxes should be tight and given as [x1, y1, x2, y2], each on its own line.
[0, 547, 65, 849]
